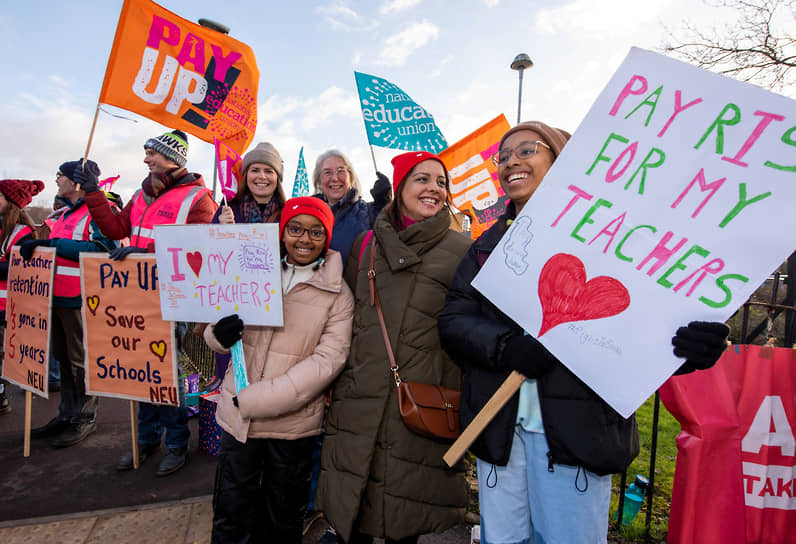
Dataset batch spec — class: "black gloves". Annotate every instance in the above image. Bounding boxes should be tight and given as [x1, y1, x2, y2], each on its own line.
[214, 314, 244, 349]
[109, 246, 147, 261]
[19, 239, 51, 261]
[72, 159, 101, 193]
[672, 321, 729, 375]
[502, 333, 555, 378]
[371, 171, 392, 210]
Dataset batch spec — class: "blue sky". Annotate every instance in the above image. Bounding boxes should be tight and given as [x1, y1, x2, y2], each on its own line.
[0, 0, 731, 207]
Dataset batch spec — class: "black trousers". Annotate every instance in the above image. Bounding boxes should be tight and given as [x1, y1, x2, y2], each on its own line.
[212, 431, 315, 544]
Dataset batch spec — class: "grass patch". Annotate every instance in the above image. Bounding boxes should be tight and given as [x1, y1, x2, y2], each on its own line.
[609, 393, 681, 543]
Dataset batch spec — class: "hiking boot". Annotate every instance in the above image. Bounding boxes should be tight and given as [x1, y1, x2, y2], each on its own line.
[0, 391, 10, 415]
[155, 447, 188, 477]
[31, 416, 69, 438]
[117, 442, 160, 471]
[52, 420, 96, 448]
[317, 528, 340, 544]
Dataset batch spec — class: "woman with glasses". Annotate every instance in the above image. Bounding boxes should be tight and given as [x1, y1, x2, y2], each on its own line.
[205, 142, 287, 392]
[205, 197, 354, 543]
[315, 151, 471, 544]
[312, 150, 392, 263]
[438, 121, 729, 543]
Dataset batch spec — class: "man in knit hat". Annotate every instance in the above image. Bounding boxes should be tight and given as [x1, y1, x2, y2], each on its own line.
[77, 128, 217, 476]
[19, 160, 120, 448]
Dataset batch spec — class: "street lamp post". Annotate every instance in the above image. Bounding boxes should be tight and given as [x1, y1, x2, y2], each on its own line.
[511, 53, 533, 124]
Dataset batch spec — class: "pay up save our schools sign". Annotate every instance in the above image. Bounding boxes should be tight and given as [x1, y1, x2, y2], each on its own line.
[473, 47, 796, 418]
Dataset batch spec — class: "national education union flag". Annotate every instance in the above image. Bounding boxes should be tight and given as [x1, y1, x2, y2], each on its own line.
[355, 71, 447, 153]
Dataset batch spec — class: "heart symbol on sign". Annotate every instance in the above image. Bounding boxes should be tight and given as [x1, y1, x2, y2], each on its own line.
[537, 253, 630, 337]
[149, 340, 167, 362]
[86, 295, 100, 316]
[186, 251, 203, 278]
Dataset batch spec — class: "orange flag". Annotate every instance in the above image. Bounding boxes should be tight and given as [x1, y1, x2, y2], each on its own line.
[439, 114, 511, 239]
[99, 0, 258, 155]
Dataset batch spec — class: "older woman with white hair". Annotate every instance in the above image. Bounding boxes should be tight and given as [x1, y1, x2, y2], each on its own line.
[312, 150, 391, 262]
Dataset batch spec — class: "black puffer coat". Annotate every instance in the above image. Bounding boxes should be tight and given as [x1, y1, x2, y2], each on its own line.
[438, 203, 639, 475]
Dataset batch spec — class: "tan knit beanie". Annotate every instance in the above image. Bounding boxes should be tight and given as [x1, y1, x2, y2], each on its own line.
[498, 121, 571, 159]
[242, 142, 284, 181]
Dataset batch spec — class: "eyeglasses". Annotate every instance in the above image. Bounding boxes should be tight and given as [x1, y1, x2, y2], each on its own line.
[321, 167, 348, 179]
[56, 171, 64, 179]
[491, 141, 551, 166]
[285, 223, 326, 241]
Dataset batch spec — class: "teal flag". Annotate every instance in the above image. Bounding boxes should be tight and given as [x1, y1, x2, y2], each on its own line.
[292, 146, 310, 197]
[355, 71, 447, 153]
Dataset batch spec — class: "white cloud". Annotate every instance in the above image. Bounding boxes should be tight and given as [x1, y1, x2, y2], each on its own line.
[316, 1, 374, 31]
[380, 0, 422, 16]
[483, 0, 499, 6]
[47, 74, 69, 87]
[376, 19, 439, 65]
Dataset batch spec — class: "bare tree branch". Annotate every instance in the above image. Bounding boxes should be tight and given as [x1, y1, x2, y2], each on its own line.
[661, 0, 796, 93]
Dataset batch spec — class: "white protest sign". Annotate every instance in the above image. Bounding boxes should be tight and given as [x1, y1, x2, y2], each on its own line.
[473, 47, 796, 418]
[153, 223, 283, 326]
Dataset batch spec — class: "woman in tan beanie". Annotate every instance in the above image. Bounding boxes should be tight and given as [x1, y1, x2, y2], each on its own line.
[205, 142, 288, 391]
[439, 121, 728, 542]
[0, 178, 44, 414]
[213, 142, 286, 225]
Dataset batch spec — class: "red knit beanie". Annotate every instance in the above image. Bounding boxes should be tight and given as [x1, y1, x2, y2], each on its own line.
[279, 197, 335, 252]
[0, 179, 45, 209]
[390, 151, 448, 195]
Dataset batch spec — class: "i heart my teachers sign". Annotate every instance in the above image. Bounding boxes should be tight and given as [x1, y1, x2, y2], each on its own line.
[473, 47, 796, 418]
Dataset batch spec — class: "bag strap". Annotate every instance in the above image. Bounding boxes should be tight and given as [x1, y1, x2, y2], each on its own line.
[368, 236, 402, 386]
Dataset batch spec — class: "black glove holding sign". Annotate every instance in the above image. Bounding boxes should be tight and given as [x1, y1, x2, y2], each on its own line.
[370, 171, 392, 211]
[502, 333, 555, 378]
[214, 314, 244, 349]
[672, 321, 730, 375]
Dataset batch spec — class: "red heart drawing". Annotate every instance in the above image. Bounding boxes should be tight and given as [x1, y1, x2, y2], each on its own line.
[537, 253, 630, 337]
[186, 251, 203, 278]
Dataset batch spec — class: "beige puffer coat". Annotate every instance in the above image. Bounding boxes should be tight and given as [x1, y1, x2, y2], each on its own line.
[316, 209, 471, 541]
[204, 250, 354, 442]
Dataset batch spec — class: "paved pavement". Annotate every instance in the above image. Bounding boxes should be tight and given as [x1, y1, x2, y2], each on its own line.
[0, 384, 475, 543]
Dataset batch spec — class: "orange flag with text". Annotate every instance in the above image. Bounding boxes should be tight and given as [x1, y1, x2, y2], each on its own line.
[99, 0, 258, 155]
[439, 115, 511, 239]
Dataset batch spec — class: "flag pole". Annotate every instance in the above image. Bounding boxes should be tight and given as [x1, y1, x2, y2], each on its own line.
[369, 145, 378, 175]
[83, 103, 102, 160]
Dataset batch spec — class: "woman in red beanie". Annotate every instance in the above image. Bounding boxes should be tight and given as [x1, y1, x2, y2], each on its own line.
[204, 196, 354, 543]
[316, 152, 471, 544]
[0, 178, 44, 414]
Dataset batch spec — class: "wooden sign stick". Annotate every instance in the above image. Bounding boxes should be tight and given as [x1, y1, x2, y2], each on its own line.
[130, 400, 140, 469]
[24, 391, 32, 457]
[443, 370, 526, 467]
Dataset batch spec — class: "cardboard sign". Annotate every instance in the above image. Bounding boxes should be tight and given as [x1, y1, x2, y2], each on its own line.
[153, 223, 283, 326]
[1, 247, 54, 397]
[81, 254, 179, 406]
[473, 47, 796, 418]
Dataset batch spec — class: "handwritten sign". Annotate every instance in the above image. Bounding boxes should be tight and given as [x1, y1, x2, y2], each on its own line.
[2, 248, 54, 397]
[473, 47, 796, 418]
[153, 223, 283, 326]
[81, 254, 179, 406]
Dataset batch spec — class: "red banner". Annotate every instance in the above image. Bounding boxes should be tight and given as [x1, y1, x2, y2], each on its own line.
[99, 0, 258, 154]
[660, 344, 796, 544]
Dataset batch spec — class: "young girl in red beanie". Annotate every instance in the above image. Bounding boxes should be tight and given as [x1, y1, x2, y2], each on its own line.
[204, 196, 354, 543]
[0, 178, 44, 414]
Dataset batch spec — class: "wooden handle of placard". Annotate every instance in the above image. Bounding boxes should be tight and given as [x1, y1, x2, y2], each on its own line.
[130, 400, 140, 470]
[443, 371, 526, 467]
[24, 391, 32, 457]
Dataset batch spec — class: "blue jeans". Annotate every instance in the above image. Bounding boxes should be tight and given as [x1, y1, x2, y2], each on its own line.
[477, 427, 611, 544]
[138, 322, 189, 450]
[48, 352, 60, 386]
